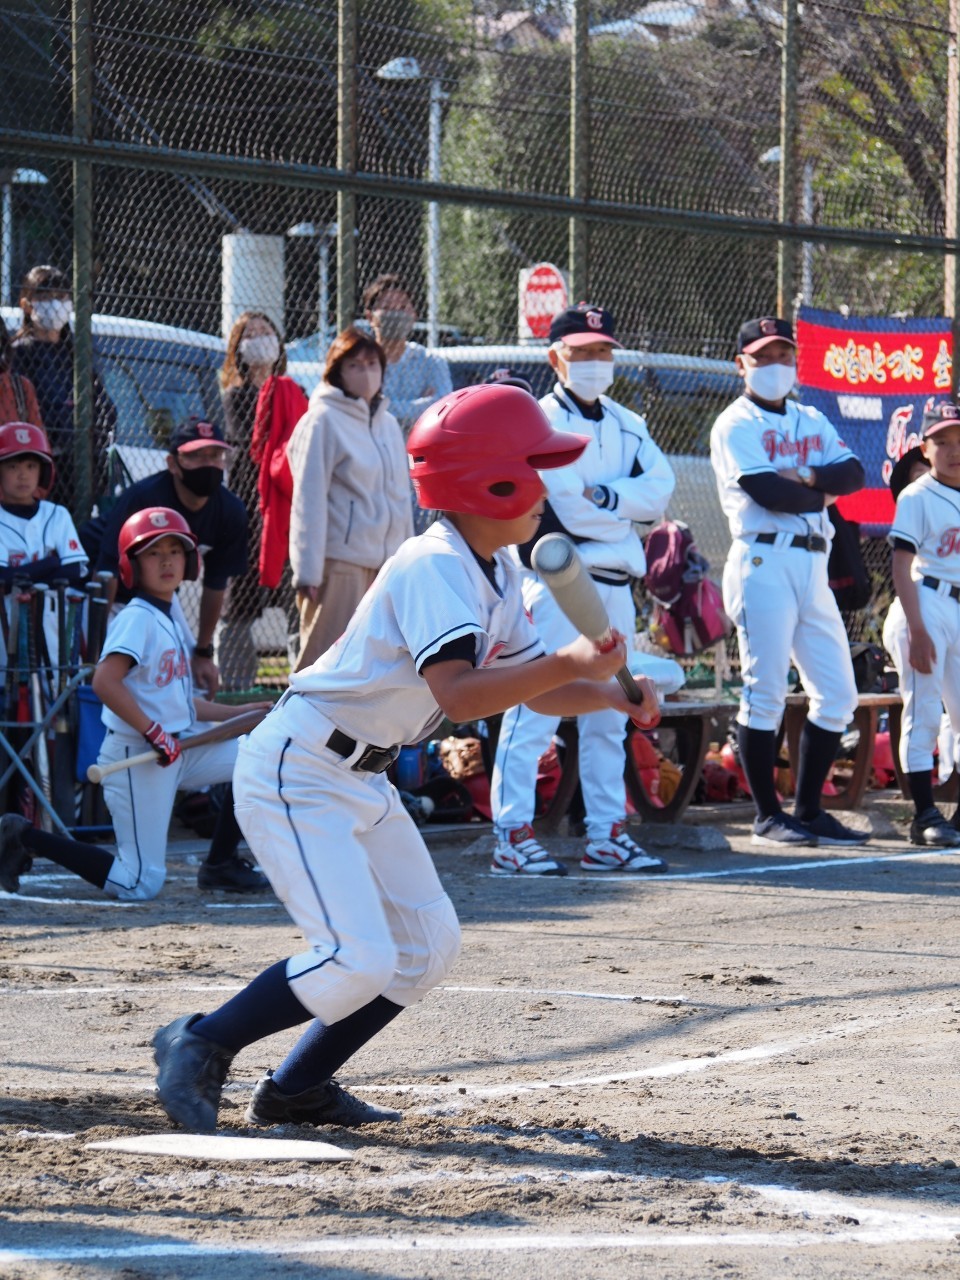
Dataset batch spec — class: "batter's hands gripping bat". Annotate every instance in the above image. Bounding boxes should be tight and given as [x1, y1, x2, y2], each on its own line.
[86, 706, 269, 784]
[531, 533, 660, 726]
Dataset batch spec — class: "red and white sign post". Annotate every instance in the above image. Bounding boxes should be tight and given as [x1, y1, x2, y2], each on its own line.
[518, 263, 568, 342]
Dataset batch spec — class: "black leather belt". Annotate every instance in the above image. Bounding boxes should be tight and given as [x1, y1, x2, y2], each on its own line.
[326, 727, 399, 774]
[755, 532, 827, 553]
[922, 575, 960, 602]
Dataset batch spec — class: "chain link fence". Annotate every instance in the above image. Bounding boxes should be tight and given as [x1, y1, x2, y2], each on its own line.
[0, 0, 955, 689]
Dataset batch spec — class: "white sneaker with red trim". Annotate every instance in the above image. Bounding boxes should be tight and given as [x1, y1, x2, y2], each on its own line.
[491, 825, 568, 876]
[581, 823, 667, 873]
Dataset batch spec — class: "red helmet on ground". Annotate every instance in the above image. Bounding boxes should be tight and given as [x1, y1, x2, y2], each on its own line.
[0, 421, 55, 494]
[118, 507, 201, 589]
[406, 384, 589, 519]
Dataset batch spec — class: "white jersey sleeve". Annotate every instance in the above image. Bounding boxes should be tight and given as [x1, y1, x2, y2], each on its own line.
[100, 598, 196, 734]
[889, 473, 960, 586]
[0, 500, 88, 572]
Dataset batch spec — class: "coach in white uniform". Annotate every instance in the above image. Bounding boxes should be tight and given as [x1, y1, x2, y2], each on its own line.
[711, 316, 865, 847]
[491, 303, 675, 874]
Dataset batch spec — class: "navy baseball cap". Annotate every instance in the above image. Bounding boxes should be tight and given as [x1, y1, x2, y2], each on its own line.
[483, 367, 534, 395]
[889, 446, 929, 502]
[737, 316, 796, 355]
[168, 417, 234, 455]
[549, 303, 622, 348]
[921, 400, 960, 438]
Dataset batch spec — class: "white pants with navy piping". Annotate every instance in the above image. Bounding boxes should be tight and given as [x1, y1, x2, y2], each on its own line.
[231, 693, 462, 1024]
[883, 588, 960, 774]
[491, 572, 634, 843]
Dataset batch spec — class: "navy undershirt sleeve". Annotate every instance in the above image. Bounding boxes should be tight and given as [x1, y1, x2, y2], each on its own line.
[738, 472, 826, 514]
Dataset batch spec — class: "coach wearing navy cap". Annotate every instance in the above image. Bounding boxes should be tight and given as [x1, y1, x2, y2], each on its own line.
[489, 302, 676, 877]
[95, 416, 249, 698]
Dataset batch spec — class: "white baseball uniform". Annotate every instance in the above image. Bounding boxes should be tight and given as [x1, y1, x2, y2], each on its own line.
[0, 499, 88, 671]
[710, 395, 858, 733]
[492, 386, 675, 841]
[882, 472, 960, 773]
[232, 518, 543, 1023]
[96, 597, 238, 900]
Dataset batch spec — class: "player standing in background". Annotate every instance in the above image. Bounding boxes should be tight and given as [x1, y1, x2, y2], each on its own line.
[0, 508, 270, 897]
[490, 303, 674, 876]
[882, 400, 960, 846]
[150, 384, 660, 1135]
[710, 316, 866, 847]
[0, 422, 87, 682]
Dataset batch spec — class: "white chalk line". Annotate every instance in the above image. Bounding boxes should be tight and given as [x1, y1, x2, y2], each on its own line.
[483, 846, 960, 883]
[0, 891, 277, 909]
[0, 981, 684, 1004]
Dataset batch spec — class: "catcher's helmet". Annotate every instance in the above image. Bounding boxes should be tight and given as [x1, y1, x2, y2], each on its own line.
[118, 507, 200, 589]
[0, 421, 55, 494]
[406, 384, 588, 519]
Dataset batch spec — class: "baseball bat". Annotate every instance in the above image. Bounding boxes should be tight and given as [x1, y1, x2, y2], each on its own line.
[86, 706, 269, 784]
[530, 533, 651, 710]
[28, 585, 53, 827]
[50, 579, 76, 824]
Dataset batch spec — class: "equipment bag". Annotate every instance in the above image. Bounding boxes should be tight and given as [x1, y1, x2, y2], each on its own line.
[644, 519, 732, 656]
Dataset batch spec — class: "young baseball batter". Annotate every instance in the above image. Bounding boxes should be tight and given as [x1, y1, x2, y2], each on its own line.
[0, 507, 270, 898]
[710, 316, 866, 847]
[149, 383, 660, 1135]
[882, 400, 960, 846]
[0, 421, 88, 682]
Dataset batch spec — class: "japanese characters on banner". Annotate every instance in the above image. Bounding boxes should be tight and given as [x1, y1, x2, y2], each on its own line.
[795, 307, 953, 531]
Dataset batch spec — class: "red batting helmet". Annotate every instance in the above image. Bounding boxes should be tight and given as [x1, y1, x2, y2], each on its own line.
[406, 385, 589, 519]
[118, 507, 200, 589]
[0, 421, 55, 494]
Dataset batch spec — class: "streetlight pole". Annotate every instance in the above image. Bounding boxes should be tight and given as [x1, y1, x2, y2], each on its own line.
[376, 57, 445, 348]
[1, 168, 48, 306]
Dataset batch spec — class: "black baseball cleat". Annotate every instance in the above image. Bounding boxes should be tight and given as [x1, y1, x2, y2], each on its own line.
[152, 1013, 234, 1133]
[246, 1070, 403, 1128]
[0, 814, 32, 892]
[910, 807, 960, 847]
[197, 857, 270, 893]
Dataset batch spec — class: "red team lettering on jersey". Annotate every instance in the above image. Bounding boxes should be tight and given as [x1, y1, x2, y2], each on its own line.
[156, 647, 190, 687]
[762, 431, 823, 465]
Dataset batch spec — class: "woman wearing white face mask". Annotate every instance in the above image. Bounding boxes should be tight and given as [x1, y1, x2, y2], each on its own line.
[12, 263, 117, 514]
[218, 311, 298, 689]
[287, 327, 413, 670]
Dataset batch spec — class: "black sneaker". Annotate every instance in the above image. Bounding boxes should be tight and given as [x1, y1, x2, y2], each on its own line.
[909, 807, 960, 847]
[245, 1070, 403, 1128]
[0, 814, 32, 892]
[796, 810, 870, 847]
[751, 813, 818, 848]
[197, 857, 270, 893]
[152, 1013, 234, 1133]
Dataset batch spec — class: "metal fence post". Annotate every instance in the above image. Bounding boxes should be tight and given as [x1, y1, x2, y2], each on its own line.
[946, 0, 960, 391]
[569, 0, 589, 302]
[72, 0, 94, 519]
[337, 0, 357, 334]
[777, 0, 798, 318]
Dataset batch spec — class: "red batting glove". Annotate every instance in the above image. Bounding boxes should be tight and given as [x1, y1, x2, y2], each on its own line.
[144, 721, 182, 767]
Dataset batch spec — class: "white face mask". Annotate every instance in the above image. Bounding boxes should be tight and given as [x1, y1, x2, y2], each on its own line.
[562, 359, 614, 402]
[239, 333, 280, 366]
[342, 366, 383, 403]
[744, 360, 796, 402]
[32, 299, 73, 331]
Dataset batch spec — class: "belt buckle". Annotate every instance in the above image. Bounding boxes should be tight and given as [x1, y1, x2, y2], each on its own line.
[352, 744, 400, 774]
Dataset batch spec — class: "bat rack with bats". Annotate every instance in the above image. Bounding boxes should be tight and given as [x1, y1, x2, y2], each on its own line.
[86, 706, 269, 784]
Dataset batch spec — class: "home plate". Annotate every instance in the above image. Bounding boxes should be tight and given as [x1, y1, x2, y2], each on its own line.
[85, 1134, 353, 1162]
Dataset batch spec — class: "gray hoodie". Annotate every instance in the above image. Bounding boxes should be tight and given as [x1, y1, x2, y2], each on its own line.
[288, 382, 413, 587]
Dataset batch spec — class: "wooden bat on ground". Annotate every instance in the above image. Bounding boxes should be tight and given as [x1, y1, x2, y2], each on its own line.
[86, 706, 269, 784]
[530, 533, 656, 718]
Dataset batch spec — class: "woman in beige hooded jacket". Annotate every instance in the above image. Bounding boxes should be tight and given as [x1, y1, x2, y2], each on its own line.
[288, 327, 413, 670]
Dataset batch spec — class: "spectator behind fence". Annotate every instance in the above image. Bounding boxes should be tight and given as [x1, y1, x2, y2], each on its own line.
[710, 315, 865, 850]
[12, 264, 116, 514]
[0, 322, 43, 428]
[95, 417, 249, 697]
[289, 326, 413, 671]
[218, 310, 295, 690]
[357, 274, 452, 436]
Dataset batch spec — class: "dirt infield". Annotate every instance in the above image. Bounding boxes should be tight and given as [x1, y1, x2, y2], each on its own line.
[2, 796, 960, 1279]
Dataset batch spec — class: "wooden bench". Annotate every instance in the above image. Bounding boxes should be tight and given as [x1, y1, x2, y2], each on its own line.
[783, 690, 904, 810]
[539, 697, 737, 830]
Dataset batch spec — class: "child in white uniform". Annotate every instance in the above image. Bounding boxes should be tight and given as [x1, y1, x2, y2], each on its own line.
[149, 383, 660, 1135]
